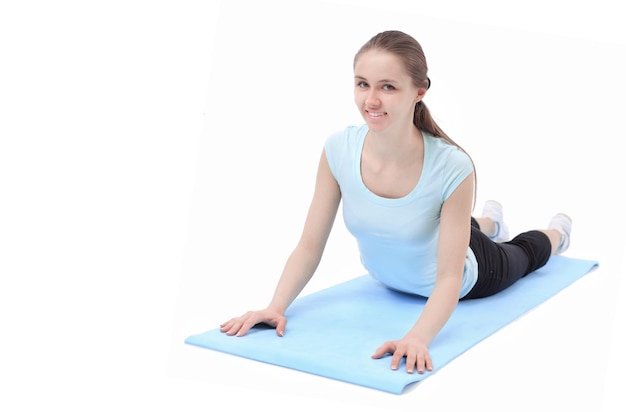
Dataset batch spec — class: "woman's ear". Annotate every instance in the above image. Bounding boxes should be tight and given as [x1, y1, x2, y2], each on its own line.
[415, 87, 427, 103]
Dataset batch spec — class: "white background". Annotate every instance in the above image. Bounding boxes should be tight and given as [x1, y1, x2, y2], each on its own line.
[1, 1, 625, 411]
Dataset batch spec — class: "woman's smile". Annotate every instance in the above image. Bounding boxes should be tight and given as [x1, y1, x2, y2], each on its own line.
[366, 110, 387, 119]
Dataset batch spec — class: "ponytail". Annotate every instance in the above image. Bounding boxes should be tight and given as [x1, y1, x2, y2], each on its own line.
[413, 101, 449, 141]
[415, 101, 477, 208]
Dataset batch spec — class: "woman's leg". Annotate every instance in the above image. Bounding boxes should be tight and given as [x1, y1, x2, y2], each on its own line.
[463, 214, 571, 300]
[541, 213, 572, 254]
[474, 200, 509, 242]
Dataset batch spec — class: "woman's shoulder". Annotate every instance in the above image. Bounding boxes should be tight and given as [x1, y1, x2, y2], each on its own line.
[423, 132, 453, 149]
[423, 132, 473, 171]
[324, 124, 367, 175]
[329, 123, 367, 139]
[424, 132, 468, 157]
[325, 123, 367, 147]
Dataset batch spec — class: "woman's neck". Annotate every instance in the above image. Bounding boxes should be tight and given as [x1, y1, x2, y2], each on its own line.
[366, 124, 423, 163]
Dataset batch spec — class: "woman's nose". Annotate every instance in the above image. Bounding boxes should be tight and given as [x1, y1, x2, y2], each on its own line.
[365, 89, 380, 106]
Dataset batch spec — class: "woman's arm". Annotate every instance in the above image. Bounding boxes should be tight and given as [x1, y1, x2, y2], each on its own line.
[220, 150, 341, 337]
[372, 172, 474, 373]
[266, 150, 341, 313]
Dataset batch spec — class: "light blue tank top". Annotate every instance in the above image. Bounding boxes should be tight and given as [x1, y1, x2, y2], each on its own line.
[324, 124, 478, 298]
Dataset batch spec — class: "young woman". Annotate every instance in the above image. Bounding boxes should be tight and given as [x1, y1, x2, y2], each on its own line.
[219, 30, 572, 375]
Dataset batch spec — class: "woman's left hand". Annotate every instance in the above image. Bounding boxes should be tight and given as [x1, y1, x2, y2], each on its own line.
[371, 335, 433, 374]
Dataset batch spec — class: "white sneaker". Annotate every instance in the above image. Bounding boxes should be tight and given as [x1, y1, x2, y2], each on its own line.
[481, 200, 510, 242]
[548, 213, 572, 254]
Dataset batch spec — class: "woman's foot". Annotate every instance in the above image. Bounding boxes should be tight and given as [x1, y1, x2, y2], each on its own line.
[548, 213, 572, 254]
[481, 200, 510, 242]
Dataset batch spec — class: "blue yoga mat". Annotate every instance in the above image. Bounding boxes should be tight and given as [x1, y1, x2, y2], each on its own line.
[185, 255, 598, 394]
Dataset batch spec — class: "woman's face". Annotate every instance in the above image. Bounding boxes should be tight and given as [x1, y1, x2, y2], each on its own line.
[353, 50, 424, 133]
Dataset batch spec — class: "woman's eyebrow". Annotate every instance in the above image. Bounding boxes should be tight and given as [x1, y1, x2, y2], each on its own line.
[354, 75, 398, 84]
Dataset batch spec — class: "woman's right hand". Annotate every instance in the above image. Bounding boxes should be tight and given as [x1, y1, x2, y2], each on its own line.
[219, 308, 287, 337]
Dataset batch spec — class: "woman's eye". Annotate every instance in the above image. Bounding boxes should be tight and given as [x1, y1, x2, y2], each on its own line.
[357, 81, 368, 88]
[383, 84, 395, 91]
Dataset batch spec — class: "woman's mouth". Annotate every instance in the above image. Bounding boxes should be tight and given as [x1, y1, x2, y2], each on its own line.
[366, 110, 387, 119]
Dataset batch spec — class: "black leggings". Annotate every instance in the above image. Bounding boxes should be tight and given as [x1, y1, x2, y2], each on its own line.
[461, 217, 552, 300]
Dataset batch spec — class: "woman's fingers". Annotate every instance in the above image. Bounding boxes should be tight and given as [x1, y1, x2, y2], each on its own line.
[236, 314, 263, 336]
[371, 340, 434, 374]
[275, 317, 287, 337]
[425, 354, 433, 373]
[219, 319, 243, 336]
[406, 350, 433, 374]
[371, 341, 395, 360]
[389, 343, 412, 371]
[219, 312, 256, 336]
[219, 310, 287, 337]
